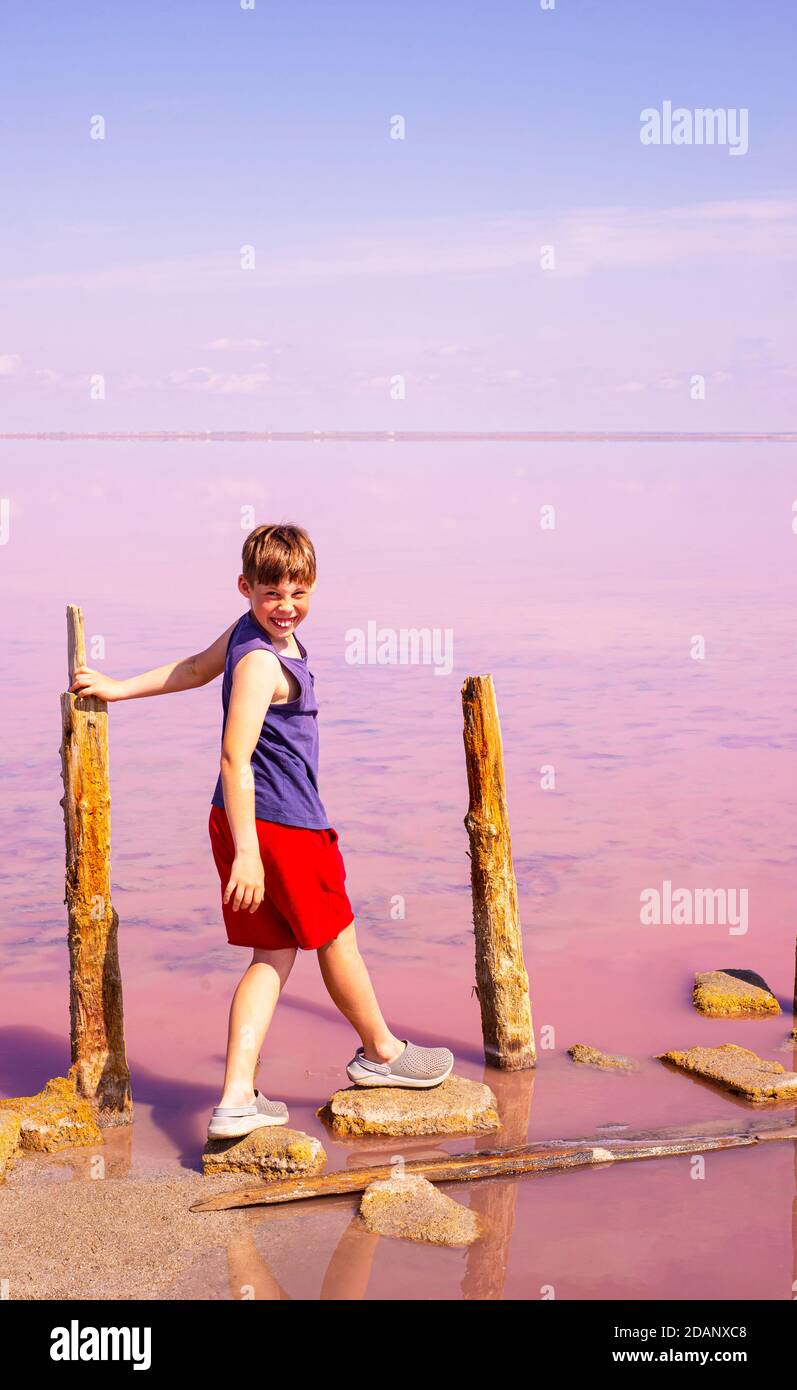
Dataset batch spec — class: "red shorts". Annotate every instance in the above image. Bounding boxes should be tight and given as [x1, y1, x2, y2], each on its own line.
[208, 804, 354, 951]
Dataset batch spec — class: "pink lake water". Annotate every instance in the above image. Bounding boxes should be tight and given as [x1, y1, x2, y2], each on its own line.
[2, 444, 796, 1299]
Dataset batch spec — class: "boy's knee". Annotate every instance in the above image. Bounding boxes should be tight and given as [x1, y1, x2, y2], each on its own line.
[251, 946, 297, 980]
[318, 920, 355, 953]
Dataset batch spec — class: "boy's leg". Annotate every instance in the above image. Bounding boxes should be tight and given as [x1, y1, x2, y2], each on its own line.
[316, 922, 404, 1063]
[218, 946, 297, 1105]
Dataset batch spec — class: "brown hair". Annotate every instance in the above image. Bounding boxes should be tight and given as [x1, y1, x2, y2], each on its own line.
[241, 523, 317, 588]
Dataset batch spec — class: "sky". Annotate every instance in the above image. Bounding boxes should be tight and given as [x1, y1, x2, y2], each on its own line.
[0, 0, 795, 433]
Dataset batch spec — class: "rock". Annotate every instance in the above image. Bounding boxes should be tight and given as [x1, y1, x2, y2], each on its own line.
[318, 1075, 500, 1138]
[693, 970, 780, 1017]
[359, 1173, 481, 1246]
[202, 1126, 327, 1178]
[658, 1044, 797, 1102]
[0, 1111, 22, 1179]
[0, 1076, 102, 1152]
[568, 1043, 639, 1071]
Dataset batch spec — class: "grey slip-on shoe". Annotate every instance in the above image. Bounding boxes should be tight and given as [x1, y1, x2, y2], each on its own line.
[207, 1088, 289, 1140]
[346, 1039, 454, 1089]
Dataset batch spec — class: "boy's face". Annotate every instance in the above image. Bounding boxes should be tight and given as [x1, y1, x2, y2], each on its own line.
[238, 575, 315, 641]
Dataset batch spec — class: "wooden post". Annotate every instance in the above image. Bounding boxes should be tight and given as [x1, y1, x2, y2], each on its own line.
[791, 936, 797, 1042]
[461, 675, 535, 1070]
[59, 605, 132, 1125]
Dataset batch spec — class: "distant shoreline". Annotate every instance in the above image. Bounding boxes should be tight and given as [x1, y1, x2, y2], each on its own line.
[2, 430, 796, 444]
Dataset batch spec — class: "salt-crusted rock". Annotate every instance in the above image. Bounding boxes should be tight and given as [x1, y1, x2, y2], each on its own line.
[568, 1043, 639, 1071]
[658, 1043, 797, 1102]
[0, 1111, 22, 1178]
[693, 970, 780, 1017]
[0, 1076, 102, 1152]
[359, 1173, 481, 1246]
[202, 1126, 326, 1178]
[318, 1075, 500, 1138]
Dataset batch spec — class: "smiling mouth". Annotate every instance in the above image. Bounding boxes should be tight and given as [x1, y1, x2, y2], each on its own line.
[271, 616, 296, 629]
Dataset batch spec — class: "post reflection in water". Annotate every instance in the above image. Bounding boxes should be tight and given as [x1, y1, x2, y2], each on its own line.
[218, 1066, 540, 1301]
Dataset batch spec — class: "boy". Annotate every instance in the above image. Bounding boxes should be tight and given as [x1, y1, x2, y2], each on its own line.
[70, 523, 454, 1140]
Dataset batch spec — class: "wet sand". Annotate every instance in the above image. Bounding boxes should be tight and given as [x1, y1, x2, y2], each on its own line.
[2, 1159, 253, 1301]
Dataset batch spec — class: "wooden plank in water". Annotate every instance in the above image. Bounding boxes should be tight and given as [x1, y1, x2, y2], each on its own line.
[190, 1119, 795, 1212]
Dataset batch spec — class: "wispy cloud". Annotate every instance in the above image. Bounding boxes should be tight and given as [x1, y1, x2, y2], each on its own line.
[164, 366, 271, 395]
[203, 337, 271, 352]
[2, 197, 795, 295]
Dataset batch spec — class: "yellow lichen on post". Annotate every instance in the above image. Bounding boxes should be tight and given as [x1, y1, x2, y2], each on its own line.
[59, 605, 132, 1125]
[461, 674, 535, 1070]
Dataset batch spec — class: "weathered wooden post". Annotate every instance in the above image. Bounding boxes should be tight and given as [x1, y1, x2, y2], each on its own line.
[792, 935, 797, 1041]
[59, 605, 132, 1124]
[461, 675, 535, 1070]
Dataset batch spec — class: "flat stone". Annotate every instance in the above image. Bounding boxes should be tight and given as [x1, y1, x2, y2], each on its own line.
[0, 1111, 22, 1179]
[202, 1126, 327, 1178]
[0, 1076, 102, 1153]
[693, 970, 780, 1017]
[359, 1173, 481, 1246]
[568, 1043, 639, 1071]
[318, 1075, 500, 1138]
[658, 1044, 797, 1102]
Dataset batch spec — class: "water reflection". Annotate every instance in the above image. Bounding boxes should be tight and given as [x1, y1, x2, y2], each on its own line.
[211, 1064, 537, 1300]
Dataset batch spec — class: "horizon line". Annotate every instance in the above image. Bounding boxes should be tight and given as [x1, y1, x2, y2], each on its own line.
[1, 430, 796, 444]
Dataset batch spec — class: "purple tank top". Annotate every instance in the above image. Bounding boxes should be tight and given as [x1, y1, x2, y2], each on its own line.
[210, 610, 330, 830]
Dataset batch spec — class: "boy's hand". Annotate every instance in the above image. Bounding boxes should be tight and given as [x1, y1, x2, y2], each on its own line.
[224, 851, 265, 913]
[70, 666, 127, 701]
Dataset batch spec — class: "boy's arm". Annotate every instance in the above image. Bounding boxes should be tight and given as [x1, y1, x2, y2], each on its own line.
[219, 649, 281, 913]
[69, 621, 238, 702]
